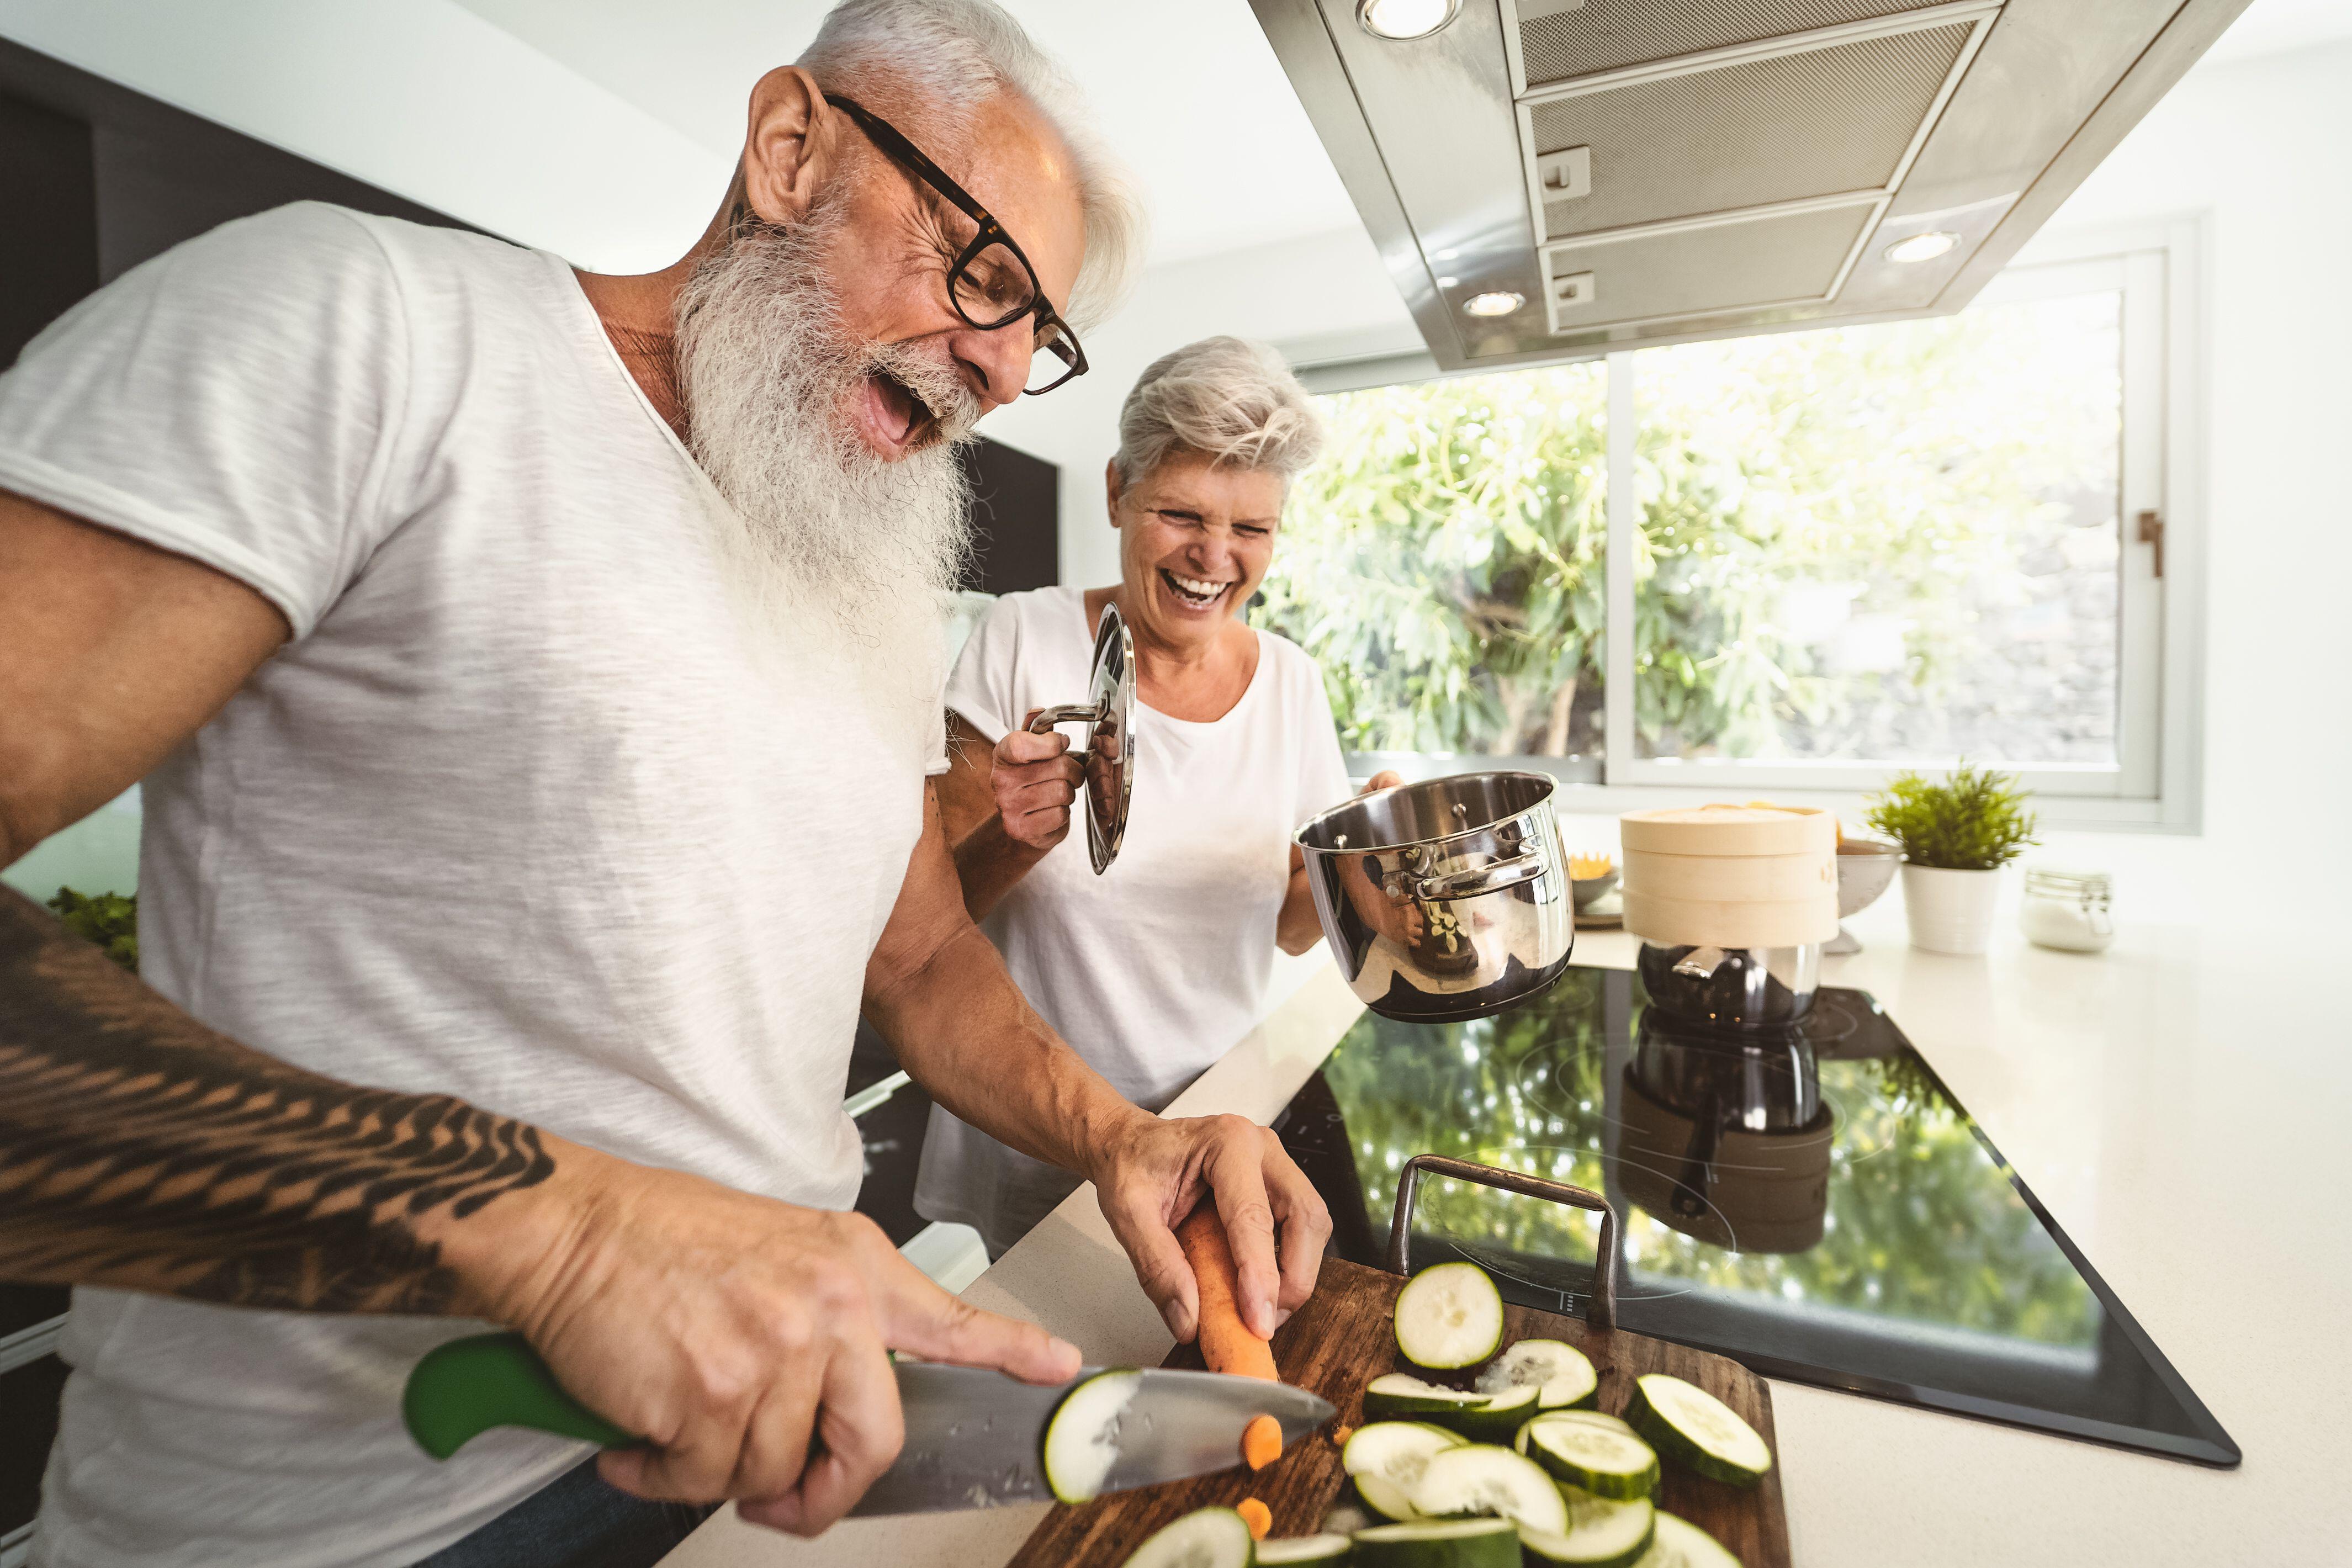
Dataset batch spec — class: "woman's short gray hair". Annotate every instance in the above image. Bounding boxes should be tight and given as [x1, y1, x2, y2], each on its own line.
[800, 0, 1146, 330]
[1113, 337, 1327, 489]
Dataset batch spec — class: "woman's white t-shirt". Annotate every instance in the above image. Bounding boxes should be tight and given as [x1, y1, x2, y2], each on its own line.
[914, 586, 1354, 1253]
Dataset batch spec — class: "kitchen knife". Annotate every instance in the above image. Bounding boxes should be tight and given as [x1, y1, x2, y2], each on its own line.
[402, 1332, 1332, 1516]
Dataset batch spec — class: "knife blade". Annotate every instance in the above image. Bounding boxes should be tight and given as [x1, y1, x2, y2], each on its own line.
[401, 1333, 1332, 1517]
[852, 1362, 1332, 1516]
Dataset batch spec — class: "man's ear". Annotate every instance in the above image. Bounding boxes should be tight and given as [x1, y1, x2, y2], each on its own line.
[743, 66, 836, 226]
[1105, 459, 1124, 529]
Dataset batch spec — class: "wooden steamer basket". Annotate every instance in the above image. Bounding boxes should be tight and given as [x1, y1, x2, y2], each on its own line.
[1619, 806, 1839, 1031]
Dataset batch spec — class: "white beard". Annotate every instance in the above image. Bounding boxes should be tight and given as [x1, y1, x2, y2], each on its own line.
[673, 208, 977, 642]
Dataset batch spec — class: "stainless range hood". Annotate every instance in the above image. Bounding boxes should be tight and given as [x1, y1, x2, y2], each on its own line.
[1252, 0, 2251, 376]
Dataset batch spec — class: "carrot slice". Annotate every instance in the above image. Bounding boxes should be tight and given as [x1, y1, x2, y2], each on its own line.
[1236, 1497, 1272, 1540]
[1175, 1205, 1279, 1381]
[1241, 1412, 1283, 1471]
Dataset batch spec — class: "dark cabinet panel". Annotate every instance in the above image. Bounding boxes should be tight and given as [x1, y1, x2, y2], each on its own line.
[957, 437, 1060, 594]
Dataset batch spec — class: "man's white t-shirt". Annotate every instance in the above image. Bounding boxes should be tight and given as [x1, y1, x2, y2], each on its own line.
[0, 203, 950, 1568]
[913, 586, 1353, 1254]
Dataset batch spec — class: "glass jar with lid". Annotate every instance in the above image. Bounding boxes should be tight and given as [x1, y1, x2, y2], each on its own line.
[2020, 867, 2115, 953]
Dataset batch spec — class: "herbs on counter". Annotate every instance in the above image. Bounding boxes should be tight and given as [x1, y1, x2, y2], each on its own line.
[47, 886, 137, 971]
[1862, 762, 2037, 871]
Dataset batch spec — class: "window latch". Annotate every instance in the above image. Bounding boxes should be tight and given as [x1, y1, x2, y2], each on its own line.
[2136, 509, 2165, 579]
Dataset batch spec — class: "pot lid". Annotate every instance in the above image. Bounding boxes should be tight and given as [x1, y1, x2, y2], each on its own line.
[1078, 601, 1136, 875]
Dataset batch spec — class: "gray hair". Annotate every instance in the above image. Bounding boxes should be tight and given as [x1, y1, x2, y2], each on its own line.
[1113, 337, 1327, 488]
[799, 0, 1146, 330]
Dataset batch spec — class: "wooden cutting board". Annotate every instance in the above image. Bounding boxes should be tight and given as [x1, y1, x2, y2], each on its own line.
[1007, 1257, 1790, 1566]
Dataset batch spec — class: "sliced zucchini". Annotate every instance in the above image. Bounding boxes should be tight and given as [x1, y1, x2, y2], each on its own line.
[1254, 1534, 1354, 1564]
[1342, 1422, 1464, 1484]
[1634, 1511, 1742, 1567]
[1407, 1442, 1570, 1535]
[1349, 1517, 1519, 1568]
[1322, 1502, 1374, 1537]
[1393, 1263, 1504, 1371]
[1474, 1338, 1598, 1411]
[1521, 1417, 1660, 1501]
[1445, 1382, 1538, 1442]
[1116, 1505, 1257, 1567]
[1514, 1409, 1635, 1457]
[1042, 1368, 1139, 1503]
[1354, 1472, 1423, 1523]
[1362, 1373, 1491, 1422]
[1518, 1486, 1657, 1568]
[1625, 1375, 1771, 1490]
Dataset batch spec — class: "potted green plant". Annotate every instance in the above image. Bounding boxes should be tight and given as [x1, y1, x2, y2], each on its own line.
[1864, 764, 2038, 955]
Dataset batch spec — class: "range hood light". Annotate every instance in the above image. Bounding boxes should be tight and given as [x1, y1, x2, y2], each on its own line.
[1884, 231, 1960, 265]
[1357, 0, 1460, 41]
[1463, 290, 1524, 317]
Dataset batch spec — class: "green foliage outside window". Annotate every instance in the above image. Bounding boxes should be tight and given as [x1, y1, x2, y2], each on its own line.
[1258, 292, 2123, 766]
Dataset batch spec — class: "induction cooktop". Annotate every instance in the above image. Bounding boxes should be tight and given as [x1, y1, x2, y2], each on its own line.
[1273, 966, 2238, 1466]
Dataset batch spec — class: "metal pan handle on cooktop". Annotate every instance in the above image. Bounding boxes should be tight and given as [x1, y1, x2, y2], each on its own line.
[1385, 1153, 1619, 1331]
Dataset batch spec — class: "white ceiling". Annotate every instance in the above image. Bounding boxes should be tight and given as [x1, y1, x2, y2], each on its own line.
[2201, 0, 2352, 63]
[443, 0, 1364, 268]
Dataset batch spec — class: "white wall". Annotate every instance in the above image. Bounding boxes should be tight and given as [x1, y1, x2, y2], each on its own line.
[981, 224, 1413, 588]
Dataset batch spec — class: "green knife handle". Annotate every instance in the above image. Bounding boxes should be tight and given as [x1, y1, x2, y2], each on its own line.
[402, 1331, 637, 1459]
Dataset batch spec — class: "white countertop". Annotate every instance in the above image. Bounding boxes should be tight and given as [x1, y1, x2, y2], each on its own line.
[664, 898, 2350, 1566]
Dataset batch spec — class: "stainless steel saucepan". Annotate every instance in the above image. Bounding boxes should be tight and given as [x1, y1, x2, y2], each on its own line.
[1294, 770, 1574, 1022]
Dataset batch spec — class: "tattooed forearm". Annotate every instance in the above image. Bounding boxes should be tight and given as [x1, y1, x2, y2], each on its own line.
[0, 887, 553, 1312]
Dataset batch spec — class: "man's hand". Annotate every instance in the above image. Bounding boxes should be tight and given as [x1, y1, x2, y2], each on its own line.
[1085, 1110, 1333, 1344]
[451, 1151, 1079, 1534]
[992, 713, 1087, 852]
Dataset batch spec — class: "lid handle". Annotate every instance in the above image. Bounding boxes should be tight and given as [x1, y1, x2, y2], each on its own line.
[1385, 1154, 1619, 1331]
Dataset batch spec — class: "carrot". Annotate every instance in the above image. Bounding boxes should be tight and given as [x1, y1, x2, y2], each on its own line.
[1175, 1205, 1279, 1381]
[1236, 1497, 1272, 1540]
[1241, 1412, 1283, 1471]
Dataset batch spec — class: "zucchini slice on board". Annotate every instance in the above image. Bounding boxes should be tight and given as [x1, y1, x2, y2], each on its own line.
[1116, 1505, 1258, 1567]
[1474, 1338, 1599, 1411]
[1393, 1263, 1505, 1370]
[1345, 1420, 1460, 1523]
[1407, 1442, 1570, 1535]
[1354, 1472, 1424, 1523]
[1255, 1534, 1355, 1564]
[1447, 1382, 1538, 1441]
[1521, 1417, 1661, 1501]
[1041, 1369, 1139, 1503]
[1515, 1410, 1636, 1456]
[1350, 1518, 1520, 1568]
[1362, 1374, 1492, 1422]
[1518, 1487, 1657, 1568]
[1634, 1510, 1744, 1567]
[1625, 1375, 1772, 1490]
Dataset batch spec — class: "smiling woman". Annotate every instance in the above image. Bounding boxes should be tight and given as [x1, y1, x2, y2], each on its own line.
[920, 337, 1382, 1257]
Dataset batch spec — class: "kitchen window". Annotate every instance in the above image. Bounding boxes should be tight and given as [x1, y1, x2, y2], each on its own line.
[1267, 224, 2200, 829]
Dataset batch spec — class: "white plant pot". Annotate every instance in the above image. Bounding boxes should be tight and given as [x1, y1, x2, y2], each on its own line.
[1901, 864, 2005, 955]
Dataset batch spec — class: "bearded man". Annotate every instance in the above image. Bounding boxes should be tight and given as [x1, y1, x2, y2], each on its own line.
[0, 4, 1331, 1566]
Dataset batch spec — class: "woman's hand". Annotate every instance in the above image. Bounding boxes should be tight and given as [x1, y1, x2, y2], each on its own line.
[992, 712, 1088, 852]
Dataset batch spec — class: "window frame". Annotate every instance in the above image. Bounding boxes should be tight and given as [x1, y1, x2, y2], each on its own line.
[1299, 217, 2205, 833]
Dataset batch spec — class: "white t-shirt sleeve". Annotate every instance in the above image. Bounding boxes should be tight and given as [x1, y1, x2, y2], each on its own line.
[943, 594, 1029, 745]
[1289, 643, 1358, 829]
[0, 202, 410, 639]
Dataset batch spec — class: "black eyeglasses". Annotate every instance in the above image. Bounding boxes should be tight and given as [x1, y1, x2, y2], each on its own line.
[824, 94, 1088, 397]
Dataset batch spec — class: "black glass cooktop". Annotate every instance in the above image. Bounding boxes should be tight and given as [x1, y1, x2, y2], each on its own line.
[1274, 966, 2238, 1466]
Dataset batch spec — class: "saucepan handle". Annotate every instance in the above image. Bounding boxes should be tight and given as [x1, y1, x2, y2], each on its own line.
[402, 1332, 633, 1459]
[1385, 1153, 1619, 1331]
[1411, 850, 1546, 902]
[1026, 703, 1103, 734]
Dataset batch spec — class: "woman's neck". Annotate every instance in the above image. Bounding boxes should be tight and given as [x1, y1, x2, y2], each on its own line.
[1092, 585, 1258, 722]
